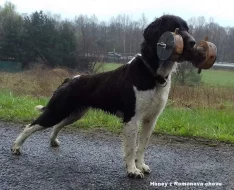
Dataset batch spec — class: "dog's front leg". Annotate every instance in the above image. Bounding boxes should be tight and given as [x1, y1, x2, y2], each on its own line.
[135, 116, 157, 174]
[123, 118, 144, 178]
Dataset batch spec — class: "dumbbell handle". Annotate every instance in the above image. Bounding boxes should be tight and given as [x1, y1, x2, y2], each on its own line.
[157, 42, 167, 48]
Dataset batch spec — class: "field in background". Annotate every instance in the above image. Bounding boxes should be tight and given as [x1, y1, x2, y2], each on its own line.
[201, 69, 234, 87]
[0, 64, 233, 142]
[100, 63, 122, 72]
[101, 63, 234, 88]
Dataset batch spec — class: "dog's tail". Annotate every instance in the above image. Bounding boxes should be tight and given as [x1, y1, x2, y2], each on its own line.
[35, 105, 46, 112]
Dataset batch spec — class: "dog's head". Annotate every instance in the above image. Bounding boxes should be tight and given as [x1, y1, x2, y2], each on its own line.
[141, 15, 204, 67]
[143, 15, 195, 52]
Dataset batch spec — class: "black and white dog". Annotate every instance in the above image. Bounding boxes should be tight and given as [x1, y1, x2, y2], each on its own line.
[12, 15, 204, 178]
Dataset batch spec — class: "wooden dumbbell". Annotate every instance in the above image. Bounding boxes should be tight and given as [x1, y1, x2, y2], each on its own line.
[192, 37, 217, 73]
[157, 28, 183, 61]
[157, 30, 217, 74]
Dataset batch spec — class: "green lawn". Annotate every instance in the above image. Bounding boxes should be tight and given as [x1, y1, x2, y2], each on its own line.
[0, 91, 233, 143]
[102, 63, 122, 72]
[95, 62, 122, 73]
[201, 69, 234, 87]
[157, 107, 234, 142]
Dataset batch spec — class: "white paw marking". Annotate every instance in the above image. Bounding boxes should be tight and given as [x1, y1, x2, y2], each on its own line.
[127, 167, 144, 178]
[50, 139, 60, 147]
[136, 162, 150, 174]
[11, 144, 21, 155]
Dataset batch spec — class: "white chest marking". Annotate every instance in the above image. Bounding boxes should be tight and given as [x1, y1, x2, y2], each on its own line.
[133, 77, 171, 119]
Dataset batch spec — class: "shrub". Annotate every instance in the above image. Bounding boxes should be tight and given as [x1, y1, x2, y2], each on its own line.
[174, 62, 201, 86]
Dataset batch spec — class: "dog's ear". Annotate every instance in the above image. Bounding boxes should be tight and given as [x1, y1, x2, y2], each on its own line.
[143, 18, 162, 43]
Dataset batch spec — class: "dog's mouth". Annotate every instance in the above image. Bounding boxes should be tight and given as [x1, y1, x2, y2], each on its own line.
[180, 48, 205, 61]
[177, 31, 206, 66]
[180, 46, 207, 68]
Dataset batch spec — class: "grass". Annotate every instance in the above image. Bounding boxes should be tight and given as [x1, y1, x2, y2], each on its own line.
[102, 63, 122, 72]
[157, 107, 234, 142]
[95, 62, 122, 72]
[0, 64, 233, 143]
[0, 91, 48, 122]
[201, 69, 234, 87]
[0, 90, 234, 142]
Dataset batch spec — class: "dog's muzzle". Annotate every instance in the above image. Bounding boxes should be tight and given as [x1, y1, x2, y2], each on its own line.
[180, 31, 196, 50]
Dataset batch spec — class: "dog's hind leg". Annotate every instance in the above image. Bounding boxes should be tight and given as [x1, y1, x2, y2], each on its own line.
[135, 116, 157, 174]
[50, 122, 66, 147]
[123, 115, 144, 178]
[11, 124, 45, 155]
[50, 109, 87, 147]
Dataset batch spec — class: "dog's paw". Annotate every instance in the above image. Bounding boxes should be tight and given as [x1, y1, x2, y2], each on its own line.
[127, 167, 144, 179]
[11, 144, 21, 155]
[136, 163, 150, 174]
[50, 139, 60, 147]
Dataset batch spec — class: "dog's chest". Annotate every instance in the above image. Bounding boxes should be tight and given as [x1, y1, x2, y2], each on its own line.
[133, 82, 170, 117]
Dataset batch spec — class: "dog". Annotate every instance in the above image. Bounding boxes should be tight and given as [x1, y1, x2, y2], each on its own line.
[11, 15, 204, 178]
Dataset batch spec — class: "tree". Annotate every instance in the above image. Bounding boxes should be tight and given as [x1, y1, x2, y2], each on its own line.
[19, 11, 80, 68]
[1, 2, 234, 71]
[0, 2, 23, 61]
[57, 21, 76, 68]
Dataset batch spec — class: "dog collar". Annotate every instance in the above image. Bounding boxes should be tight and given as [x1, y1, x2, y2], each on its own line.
[140, 56, 168, 87]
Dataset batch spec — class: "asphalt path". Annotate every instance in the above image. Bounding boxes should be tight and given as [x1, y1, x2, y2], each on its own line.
[1, 122, 234, 190]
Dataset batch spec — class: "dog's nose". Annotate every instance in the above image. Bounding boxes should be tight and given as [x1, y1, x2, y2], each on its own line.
[188, 39, 196, 49]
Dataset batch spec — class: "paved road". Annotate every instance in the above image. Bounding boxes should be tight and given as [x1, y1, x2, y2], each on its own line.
[1, 122, 234, 190]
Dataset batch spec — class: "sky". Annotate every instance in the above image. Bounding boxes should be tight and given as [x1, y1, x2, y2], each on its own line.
[1, 0, 234, 27]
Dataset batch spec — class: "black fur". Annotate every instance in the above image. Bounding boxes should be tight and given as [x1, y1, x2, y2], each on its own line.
[31, 15, 202, 128]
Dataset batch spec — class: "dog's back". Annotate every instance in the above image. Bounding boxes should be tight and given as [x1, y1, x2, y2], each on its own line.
[31, 63, 138, 127]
